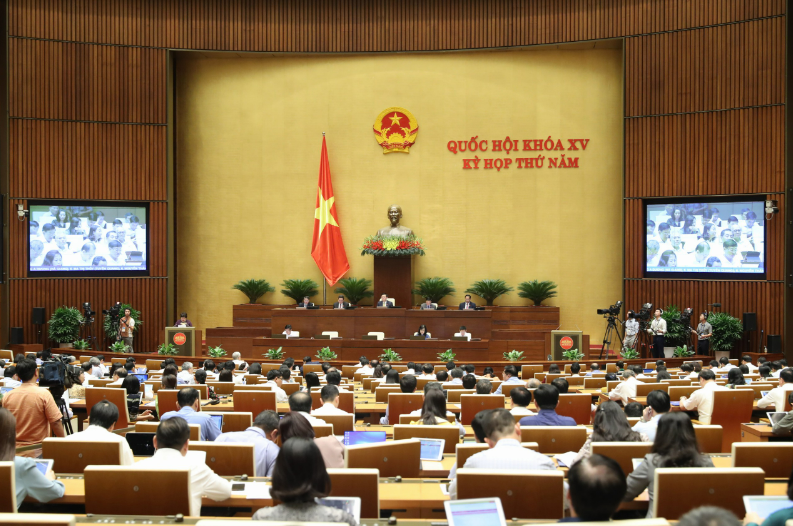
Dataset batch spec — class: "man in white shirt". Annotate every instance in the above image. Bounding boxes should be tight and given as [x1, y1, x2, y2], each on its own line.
[265, 370, 288, 403]
[679, 369, 730, 425]
[61, 399, 134, 465]
[37, 205, 60, 227]
[135, 418, 232, 516]
[231, 352, 248, 371]
[106, 367, 127, 387]
[741, 355, 759, 373]
[67, 241, 97, 267]
[717, 357, 736, 372]
[495, 364, 524, 395]
[631, 390, 669, 441]
[177, 362, 195, 385]
[720, 239, 741, 267]
[449, 408, 556, 499]
[288, 391, 327, 426]
[418, 363, 436, 379]
[456, 325, 472, 341]
[509, 387, 535, 418]
[757, 369, 793, 411]
[282, 324, 298, 338]
[447, 368, 464, 385]
[312, 385, 348, 416]
[354, 358, 374, 376]
[608, 370, 640, 404]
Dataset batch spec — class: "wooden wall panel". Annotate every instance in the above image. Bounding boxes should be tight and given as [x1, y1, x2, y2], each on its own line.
[9, 39, 166, 123]
[7, 0, 787, 50]
[624, 280, 784, 352]
[10, 120, 166, 200]
[8, 200, 167, 279]
[625, 195, 785, 282]
[625, 107, 785, 198]
[626, 17, 785, 116]
[8, 278, 167, 354]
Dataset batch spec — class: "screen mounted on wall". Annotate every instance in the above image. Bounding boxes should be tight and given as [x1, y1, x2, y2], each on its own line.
[645, 199, 765, 278]
[28, 201, 149, 277]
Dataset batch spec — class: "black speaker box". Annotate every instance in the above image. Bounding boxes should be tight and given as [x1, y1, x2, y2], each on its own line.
[743, 312, 758, 332]
[767, 334, 782, 353]
[9, 327, 23, 345]
[32, 307, 46, 325]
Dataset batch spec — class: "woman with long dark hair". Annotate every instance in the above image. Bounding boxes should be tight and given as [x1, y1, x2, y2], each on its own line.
[277, 412, 344, 469]
[624, 412, 714, 517]
[726, 367, 747, 387]
[383, 369, 400, 385]
[0, 408, 65, 507]
[413, 389, 454, 426]
[252, 437, 356, 525]
[573, 401, 648, 464]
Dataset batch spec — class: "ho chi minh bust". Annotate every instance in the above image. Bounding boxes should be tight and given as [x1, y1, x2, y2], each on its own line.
[377, 205, 413, 238]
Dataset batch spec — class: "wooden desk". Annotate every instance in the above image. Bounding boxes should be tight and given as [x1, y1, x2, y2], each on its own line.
[741, 424, 793, 443]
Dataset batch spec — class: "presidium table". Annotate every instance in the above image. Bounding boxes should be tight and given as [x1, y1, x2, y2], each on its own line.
[206, 306, 577, 362]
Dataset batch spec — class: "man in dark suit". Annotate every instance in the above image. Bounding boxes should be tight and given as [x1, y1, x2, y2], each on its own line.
[518, 384, 576, 426]
[420, 298, 436, 310]
[458, 294, 476, 310]
[297, 296, 313, 307]
[376, 294, 393, 308]
[333, 295, 350, 309]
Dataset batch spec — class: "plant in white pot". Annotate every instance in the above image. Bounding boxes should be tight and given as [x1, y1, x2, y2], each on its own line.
[48, 306, 84, 348]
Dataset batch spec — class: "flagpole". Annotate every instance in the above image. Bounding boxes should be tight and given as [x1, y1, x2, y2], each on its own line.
[322, 131, 326, 306]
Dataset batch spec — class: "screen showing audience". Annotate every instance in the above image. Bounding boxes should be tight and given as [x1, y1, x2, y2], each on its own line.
[29, 204, 148, 273]
[645, 201, 765, 275]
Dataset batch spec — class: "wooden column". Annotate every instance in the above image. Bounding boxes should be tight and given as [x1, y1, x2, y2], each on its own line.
[373, 256, 413, 309]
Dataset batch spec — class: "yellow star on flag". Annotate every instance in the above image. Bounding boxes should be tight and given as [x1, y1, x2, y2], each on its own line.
[388, 113, 402, 126]
[315, 191, 339, 234]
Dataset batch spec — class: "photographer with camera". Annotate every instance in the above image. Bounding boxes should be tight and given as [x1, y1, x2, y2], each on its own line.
[623, 311, 639, 349]
[691, 312, 712, 356]
[118, 308, 135, 353]
[647, 309, 667, 359]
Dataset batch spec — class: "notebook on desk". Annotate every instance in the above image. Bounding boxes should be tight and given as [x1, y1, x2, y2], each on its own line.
[743, 496, 793, 518]
[767, 412, 786, 426]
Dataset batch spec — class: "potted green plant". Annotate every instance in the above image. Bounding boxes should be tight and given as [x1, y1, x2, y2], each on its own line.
[412, 277, 456, 304]
[517, 280, 558, 306]
[708, 312, 744, 356]
[672, 344, 693, 358]
[157, 342, 178, 356]
[281, 279, 320, 305]
[465, 279, 514, 306]
[109, 341, 128, 353]
[380, 349, 402, 362]
[661, 305, 688, 357]
[503, 350, 525, 362]
[232, 279, 275, 304]
[334, 277, 374, 305]
[208, 345, 227, 358]
[48, 306, 84, 348]
[72, 339, 91, 351]
[263, 347, 284, 360]
[316, 347, 338, 361]
[103, 304, 142, 341]
[562, 349, 584, 361]
[620, 347, 640, 360]
[438, 349, 456, 362]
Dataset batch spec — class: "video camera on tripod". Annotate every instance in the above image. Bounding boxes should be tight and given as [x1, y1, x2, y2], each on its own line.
[675, 307, 694, 330]
[103, 302, 123, 325]
[597, 301, 622, 318]
[634, 303, 653, 321]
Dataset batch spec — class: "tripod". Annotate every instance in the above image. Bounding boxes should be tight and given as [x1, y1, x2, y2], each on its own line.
[80, 319, 98, 350]
[635, 320, 652, 357]
[600, 316, 624, 359]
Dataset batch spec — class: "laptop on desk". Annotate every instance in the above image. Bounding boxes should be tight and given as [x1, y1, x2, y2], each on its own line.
[270, 334, 287, 339]
[445, 498, 506, 526]
[452, 337, 470, 342]
[410, 335, 428, 340]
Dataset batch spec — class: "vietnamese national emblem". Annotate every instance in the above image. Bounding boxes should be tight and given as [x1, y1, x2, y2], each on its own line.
[373, 107, 418, 154]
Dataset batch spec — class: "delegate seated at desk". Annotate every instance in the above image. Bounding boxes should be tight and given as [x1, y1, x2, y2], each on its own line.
[333, 295, 350, 309]
[415, 324, 430, 339]
[282, 324, 298, 338]
[376, 294, 394, 308]
[297, 296, 314, 307]
[459, 295, 477, 310]
[420, 298, 436, 310]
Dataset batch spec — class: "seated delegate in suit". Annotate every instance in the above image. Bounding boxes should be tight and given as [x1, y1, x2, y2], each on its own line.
[376, 293, 393, 307]
[0, 407, 65, 508]
[332, 295, 350, 309]
[420, 298, 436, 310]
[519, 384, 577, 426]
[415, 324, 430, 339]
[623, 412, 714, 518]
[252, 437, 356, 526]
[135, 418, 231, 517]
[297, 296, 314, 307]
[459, 294, 476, 310]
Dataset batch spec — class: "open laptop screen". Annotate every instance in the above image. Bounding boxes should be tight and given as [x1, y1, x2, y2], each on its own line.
[343, 431, 387, 446]
[445, 498, 506, 526]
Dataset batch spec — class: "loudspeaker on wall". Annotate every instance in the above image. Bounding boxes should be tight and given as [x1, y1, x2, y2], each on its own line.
[9, 327, 23, 345]
[767, 334, 781, 353]
[32, 307, 46, 325]
[743, 312, 757, 332]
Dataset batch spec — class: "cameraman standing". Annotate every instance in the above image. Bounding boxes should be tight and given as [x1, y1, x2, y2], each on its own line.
[692, 312, 712, 356]
[647, 309, 667, 359]
[118, 308, 135, 353]
[623, 311, 639, 349]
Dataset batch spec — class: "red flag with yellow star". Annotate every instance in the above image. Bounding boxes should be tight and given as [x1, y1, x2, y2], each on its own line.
[311, 136, 350, 286]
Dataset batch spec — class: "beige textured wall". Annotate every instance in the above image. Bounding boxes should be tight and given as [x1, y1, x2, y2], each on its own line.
[176, 45, 623, 339]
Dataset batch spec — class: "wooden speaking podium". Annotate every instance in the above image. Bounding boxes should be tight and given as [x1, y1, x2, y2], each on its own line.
[164, 327, 200, 357]
[550, 330, 583, 361]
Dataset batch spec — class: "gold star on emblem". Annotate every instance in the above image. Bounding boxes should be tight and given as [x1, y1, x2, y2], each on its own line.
[315, 191, 339, 233]
[388, 113, 402, 126]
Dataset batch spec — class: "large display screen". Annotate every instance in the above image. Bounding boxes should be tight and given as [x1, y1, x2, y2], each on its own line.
[645, 200, 765, 276]
[28, 202, 148, 276]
